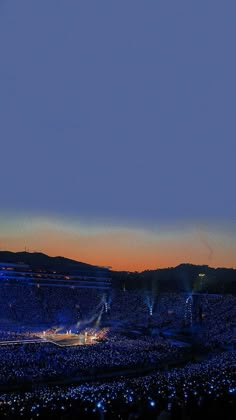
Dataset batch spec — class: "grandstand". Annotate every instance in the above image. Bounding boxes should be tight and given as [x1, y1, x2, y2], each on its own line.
[0, 260, 111, 290]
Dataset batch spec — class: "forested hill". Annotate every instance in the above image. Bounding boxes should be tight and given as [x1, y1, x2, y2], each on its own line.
[112, 263, 236, 294]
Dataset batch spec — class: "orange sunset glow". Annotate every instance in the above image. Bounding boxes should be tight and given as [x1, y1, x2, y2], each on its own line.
[1, 215, 236, 271]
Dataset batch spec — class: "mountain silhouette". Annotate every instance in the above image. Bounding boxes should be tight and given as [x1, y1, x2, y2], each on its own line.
[0, 251, 105, 272]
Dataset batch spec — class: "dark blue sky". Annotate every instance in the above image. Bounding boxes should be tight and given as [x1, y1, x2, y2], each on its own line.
[0, 1, 235, 227]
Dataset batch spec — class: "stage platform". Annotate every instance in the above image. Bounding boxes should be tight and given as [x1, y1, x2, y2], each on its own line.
[41, 332, 99, 347]
[0, 332, 100, 347]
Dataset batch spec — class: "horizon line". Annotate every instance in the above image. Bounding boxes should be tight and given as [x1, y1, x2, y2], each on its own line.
[0, 249, 235, 273]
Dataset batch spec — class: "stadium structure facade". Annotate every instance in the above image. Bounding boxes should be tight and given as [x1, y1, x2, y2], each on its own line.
[0, 261, 111, 290]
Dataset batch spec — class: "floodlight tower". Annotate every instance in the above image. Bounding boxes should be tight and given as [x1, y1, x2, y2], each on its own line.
[198, 273, 206, 291]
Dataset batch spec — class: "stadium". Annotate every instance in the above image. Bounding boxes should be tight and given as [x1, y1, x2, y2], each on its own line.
[0, 253, 235, 419]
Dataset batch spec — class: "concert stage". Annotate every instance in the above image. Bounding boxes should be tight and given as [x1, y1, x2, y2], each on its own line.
[0, 331, 101, 348]
[41, 332, 99, 347]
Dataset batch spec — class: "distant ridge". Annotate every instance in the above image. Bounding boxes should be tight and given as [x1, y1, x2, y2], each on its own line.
[0, 251, 235, 273]
[0, 251, 105, 271]
[113, 262, 236, 294]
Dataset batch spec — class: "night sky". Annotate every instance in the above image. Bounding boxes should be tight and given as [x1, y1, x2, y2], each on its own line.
[0, 1, 235, 270]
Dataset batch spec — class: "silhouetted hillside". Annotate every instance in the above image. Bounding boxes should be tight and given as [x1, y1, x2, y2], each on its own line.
[0, 251, 106, 272]
[113, 263, 236, 294]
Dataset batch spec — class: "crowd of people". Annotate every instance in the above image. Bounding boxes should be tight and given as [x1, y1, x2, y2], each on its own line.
[0, 286, 235, 348]
[0, 335, 189, 386]
[0, 284, 235, 418]
[0, 350, 235, 418]
[0, 285, 103, 326]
